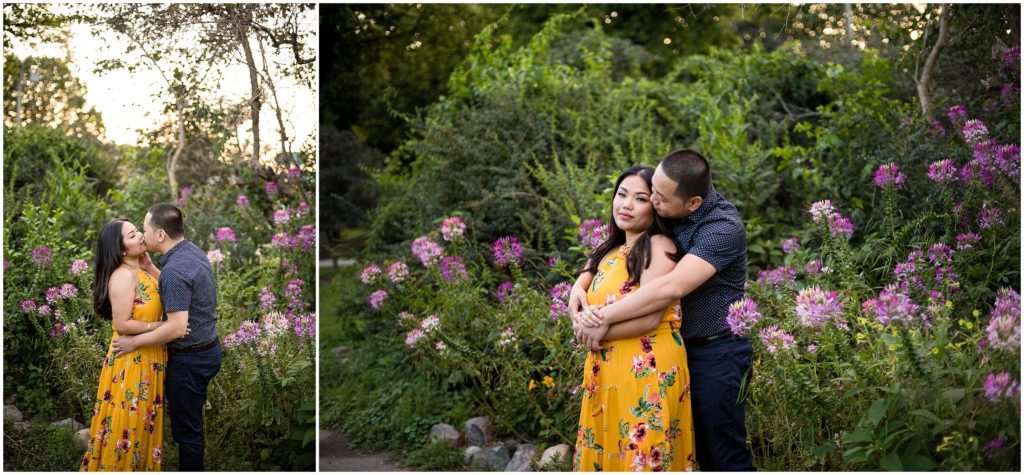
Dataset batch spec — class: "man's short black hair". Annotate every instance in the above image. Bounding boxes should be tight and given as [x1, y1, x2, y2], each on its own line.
[659, 148, 711, 200]
[148, 203, 185, 239]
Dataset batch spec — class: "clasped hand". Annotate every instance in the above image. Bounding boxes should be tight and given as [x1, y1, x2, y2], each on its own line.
[568, 285, 609, 351]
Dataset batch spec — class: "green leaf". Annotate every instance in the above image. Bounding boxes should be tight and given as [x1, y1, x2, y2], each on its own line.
[867, 398, 888, 427]
[880, 452, 902, 471]
[942, 388, 966, 404]
[842, 428, 874, 444]
[901, 453, 937, 471]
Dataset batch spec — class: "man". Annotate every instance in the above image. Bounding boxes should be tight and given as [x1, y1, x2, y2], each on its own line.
[113, 203, 222, 471]
[570, 149, 754, 471]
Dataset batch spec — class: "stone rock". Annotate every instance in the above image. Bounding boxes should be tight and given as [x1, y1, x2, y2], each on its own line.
[74, 428, 91, 449]
[4, 405, 23, 423]
[505, 443, 536, 471]
[502, 438, 519, 452]
[469, 444, 511, 471]
[332, 346, 351, 359]
[464, 446, 482, 465]
[464, 416, 493, 447]
[429, 423, 461, 446]
[539, 444, 571, 467]
[51, 418, 85, 432]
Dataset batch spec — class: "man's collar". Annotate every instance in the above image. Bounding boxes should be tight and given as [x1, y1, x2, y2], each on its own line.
[157, 238, 189, 266]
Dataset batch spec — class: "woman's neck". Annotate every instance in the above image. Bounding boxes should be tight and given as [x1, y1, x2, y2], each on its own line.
[122, 256, 141, 269]
[624, 231, 643, 247]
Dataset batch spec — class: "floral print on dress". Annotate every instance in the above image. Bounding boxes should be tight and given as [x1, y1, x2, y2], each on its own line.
[575, 244, 695, 472]
[81, 269, 166, 472]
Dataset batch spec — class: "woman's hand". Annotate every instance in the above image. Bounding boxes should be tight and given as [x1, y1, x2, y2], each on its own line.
[140, 251, 156, 273]
[577, 304, 605, 328]
[567, 284, 589, 322]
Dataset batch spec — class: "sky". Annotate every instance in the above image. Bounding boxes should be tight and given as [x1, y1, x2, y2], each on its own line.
[7, 6, 317, 165]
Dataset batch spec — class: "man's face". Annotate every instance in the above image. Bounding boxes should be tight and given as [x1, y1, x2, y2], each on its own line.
[651, 165, 694, 219]
[142, 212, 159, 252]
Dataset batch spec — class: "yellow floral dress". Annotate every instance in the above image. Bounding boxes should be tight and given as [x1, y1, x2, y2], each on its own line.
[81, 268, 166, 471]
[574, 245, 696, 472]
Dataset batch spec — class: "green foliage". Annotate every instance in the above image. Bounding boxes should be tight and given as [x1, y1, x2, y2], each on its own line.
[2, 422, 83, 471]
[404, 440, 467, 471]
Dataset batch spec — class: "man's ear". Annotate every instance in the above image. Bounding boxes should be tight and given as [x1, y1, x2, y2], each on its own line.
[687, 196, 703, 213]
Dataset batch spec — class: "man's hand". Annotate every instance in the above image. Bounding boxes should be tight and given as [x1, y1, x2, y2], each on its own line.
[112, 335, 139, 357]
[576, 323, 609, 351]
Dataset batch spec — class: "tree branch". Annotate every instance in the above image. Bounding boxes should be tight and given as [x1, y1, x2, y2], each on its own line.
[916, 4, 950, 121]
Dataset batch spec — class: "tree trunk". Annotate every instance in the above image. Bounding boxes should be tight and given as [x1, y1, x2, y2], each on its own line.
[844, 4, 855, 47]
[236, 7, 261, 166]
[257, 34, 290, 160]
[168, 90, 186, 202]
[917, 4, 950, 121]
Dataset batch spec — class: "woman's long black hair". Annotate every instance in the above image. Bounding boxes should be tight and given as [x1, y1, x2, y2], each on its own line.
[93, 219, 128, 320]
[580, 166, 682, 288]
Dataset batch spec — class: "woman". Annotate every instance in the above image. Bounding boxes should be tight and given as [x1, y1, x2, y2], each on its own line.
[572, 166, 696, 471]
[82, 219, 168, 471]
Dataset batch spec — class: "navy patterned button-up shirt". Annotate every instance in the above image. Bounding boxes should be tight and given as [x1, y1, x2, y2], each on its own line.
[158, 239, 219, 350]
[668, 188, 747, 339]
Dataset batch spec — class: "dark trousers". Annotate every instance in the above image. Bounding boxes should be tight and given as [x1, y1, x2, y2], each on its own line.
[687, 336, 755, 471]
[166, 344, 222, 471]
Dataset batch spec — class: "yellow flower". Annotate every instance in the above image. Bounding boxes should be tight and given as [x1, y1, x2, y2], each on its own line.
[542, 375, 555, 388]
[945, 300, 953, 309]
[528, 379, 537, 391]
[972, 309, 981, 317]
[965, 321, 973, 329]
[931, 347, 941, 355]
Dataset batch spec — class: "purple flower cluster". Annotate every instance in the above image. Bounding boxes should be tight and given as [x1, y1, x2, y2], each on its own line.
[419, 314, 440, 333]
[893, 244, 958, 299]
[295, 202, 311, 217]
[926, 159, 958, 182]
[284, 278, 305, 311]
[782, 237, 800, 255]
[873, 163, 906, 189]
[578, 219, 609, 250]
[983, 437, 1006, 460]
[70, 259, 89, 276]
[440, 217, 466, 241]
[955, 232, 981, 251]
[207, 249, 225, 267]
[985, 288, 1020, 353]
[962, 119, 989, 145]
[726, 298, 761, 336]
[222, 311, 315, 350]
[756, 265, 797, 289]
[264, 182, 279, 198]
[411, 236, 443, 267]
[758, 325, 796, 354]
[805, 260, 824, 275]
[287, 166, 301, 180]
[215, 227, 237, 242]
[983, 372, 1020, 402]
[50, 322, 69, 338]
[369, 289, 388, 310]
[439, 256, 468, 284]
[978, 203, 1005, 230]
[808, 200, 835, 224]
[31, 245, 52, 266]
[387, 261, 409, 283]
[21, 300, 37, 313]
[947, 105, 968, 125]
[273, 209, 291, 226]
[866, 286, 922, 327]
[492, 236, 524, 267]
[360, 263, 382, 285]
[259, 286, 277, 311]
[405, 328, 424, 347]
[45, 283, 78, 304]
[236, 195, 250, 208]
[496, 281, 515, 302]
[795, 287, 846, 331]
[1004, 46, 1020, 69]
[827, 212, 854, 240]
[995, 144, 1020, 182]
[548, 281, 572, 322]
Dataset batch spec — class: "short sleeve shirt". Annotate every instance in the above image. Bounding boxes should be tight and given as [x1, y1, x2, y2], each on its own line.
[668, 188, 747, 339]
[157, 239, 219, 349]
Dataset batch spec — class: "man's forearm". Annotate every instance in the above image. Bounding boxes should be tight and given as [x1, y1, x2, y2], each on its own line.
[123, 320, 185, 347]
[575, 271, 594, 291]
[603, 274, 679, 324]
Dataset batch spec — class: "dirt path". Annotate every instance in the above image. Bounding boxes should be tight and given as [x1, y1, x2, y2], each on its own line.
[319, 429, 409, 472]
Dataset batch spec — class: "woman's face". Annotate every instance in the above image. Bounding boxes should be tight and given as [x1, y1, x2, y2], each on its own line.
[120, 221, 148, 259]
[613, 174, 655, 234]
